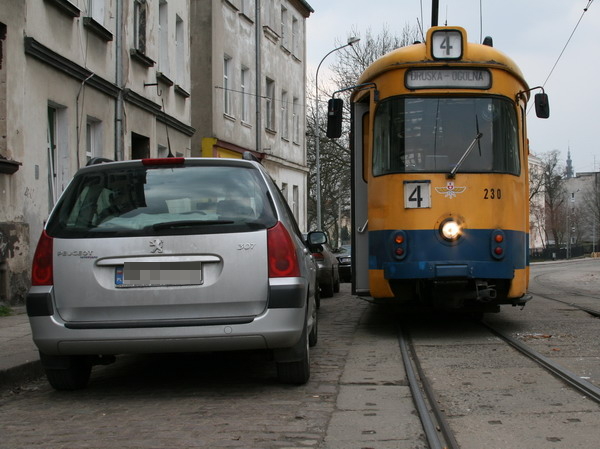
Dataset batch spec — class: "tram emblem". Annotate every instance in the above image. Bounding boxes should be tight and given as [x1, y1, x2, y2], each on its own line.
[435, 181, 466, 199]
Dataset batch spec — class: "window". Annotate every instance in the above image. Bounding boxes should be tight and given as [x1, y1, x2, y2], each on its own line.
[292, 185, 299, 220]
[224, 56, 232, 116]
[281, 182, 288, 203]
[47, 104, 69, 208]
[131, 132, 150, 159]
[292, 97, 300, 143]
[292, 17, 299, 56]
[86, 117, 102, 163]
[134, 0, 147, 53]
[159, 1, 169, 75]
[240, 0, 254, 19]
[372, 96, 520, 176]
[281, 90, 289, 139]
[88, 0, 104, 25]
[265, 78, 275, 130]
[175, 15, 184, 85]
[280, 6, 288, 49]
[241, 66, 250, 123]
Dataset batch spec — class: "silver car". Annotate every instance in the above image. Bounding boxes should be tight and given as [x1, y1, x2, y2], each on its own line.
[27, 155, 320, 389]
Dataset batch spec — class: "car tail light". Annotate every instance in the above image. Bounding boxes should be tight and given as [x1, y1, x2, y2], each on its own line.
[311, 252, 324, 261]
[31, 231, 54, 286]
[267, 222, 300, 277]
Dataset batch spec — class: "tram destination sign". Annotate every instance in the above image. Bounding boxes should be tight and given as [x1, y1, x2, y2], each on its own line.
[405, 68, 491, 89]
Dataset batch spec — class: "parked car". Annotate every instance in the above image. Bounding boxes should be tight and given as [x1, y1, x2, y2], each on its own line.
[27, 154, 322, 389]
[336, 244, 352, 283]
[307, 234, 340, 298]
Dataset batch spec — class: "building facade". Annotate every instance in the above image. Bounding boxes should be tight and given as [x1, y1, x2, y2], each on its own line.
[190, 0, 313, 231]
[0, 0, 193, 304]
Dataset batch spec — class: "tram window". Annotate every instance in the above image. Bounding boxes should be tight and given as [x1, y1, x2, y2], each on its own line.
[373, 97, 520, 176]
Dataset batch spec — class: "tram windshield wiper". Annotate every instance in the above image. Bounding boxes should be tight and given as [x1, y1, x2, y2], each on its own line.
[448, 116, 483, 178]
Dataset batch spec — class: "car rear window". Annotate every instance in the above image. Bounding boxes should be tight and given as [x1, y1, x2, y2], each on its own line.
[46, 163, 277, 238]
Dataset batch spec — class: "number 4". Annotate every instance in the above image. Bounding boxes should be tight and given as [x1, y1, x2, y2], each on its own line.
[409, 185, 423, 208]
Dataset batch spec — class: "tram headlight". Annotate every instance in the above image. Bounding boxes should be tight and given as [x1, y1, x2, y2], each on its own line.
[440, 219, 462, 241]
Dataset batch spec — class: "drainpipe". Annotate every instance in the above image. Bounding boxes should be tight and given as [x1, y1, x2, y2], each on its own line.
[115, 0, 124, 160]
[254, 0, 261, 153]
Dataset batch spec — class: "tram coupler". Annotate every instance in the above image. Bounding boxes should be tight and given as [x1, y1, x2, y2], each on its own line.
[475, 281, 497, 302]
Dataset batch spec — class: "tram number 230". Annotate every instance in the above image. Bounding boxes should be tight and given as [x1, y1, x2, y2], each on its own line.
[483, 188, 502, 199]
[404, 181, 432, 209]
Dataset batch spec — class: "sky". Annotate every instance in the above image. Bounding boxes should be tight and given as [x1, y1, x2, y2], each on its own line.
[306, 0, 599, 175]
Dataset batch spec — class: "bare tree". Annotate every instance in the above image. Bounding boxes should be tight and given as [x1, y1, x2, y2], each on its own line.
[306, 25, 420, 243]
[541, 150, 566, 251]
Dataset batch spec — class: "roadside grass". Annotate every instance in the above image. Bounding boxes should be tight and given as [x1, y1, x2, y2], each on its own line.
[0, 305, 13, 317]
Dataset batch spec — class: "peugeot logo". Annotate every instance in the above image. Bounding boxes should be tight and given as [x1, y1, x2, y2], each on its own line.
[149, 238, 164, 253]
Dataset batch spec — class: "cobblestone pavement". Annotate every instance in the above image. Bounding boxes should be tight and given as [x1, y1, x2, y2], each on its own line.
[0, 285, 373, 449]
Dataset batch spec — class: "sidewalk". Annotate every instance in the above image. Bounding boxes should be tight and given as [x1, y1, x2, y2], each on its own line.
[0, 307, 43, 387]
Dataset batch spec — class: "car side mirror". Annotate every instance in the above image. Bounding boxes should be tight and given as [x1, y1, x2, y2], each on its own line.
[534, 93, 550, 119]
[326, 98, 344, 138]
[307, 231, 327, 251]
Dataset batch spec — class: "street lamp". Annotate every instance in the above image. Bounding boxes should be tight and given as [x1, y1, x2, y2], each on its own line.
[315, 36, 360, 231]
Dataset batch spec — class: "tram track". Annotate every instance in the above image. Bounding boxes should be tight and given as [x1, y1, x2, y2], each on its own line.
[481, 321, 600, 403]
[398, 305, 600, 448]
[397, 324, 460, 449]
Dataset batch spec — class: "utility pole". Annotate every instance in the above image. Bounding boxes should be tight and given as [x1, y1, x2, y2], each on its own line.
[431, 0, 439, 27]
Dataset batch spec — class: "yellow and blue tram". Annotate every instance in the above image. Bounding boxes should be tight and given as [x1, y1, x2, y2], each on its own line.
[328, 26, 549, 312]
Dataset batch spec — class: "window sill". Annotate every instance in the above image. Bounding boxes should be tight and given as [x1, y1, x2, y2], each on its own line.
[83, 17, 113, 42]
[130, 48, 155, 67]
[174, 85, 190, 98]
[0, 157, 22, 175]
[44, 0, 80, 17]
[156, 71, 174, 87]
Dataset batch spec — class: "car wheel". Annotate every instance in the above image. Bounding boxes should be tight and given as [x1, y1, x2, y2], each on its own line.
[321, 274, 334, 298]
[309, 307, 318, 347]
[315, 286, 321, 309]
[41, 354, 92, 391]
[277, 321, 310, 385]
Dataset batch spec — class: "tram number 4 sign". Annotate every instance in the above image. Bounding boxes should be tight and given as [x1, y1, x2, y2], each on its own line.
[404, 181, 431, 209]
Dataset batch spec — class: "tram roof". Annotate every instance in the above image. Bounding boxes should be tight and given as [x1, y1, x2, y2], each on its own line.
[355, 26, 529, 99]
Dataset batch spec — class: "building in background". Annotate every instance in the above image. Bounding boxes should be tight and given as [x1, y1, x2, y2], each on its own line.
[0, 0, 193, 304]
[190, 0, 313, 231]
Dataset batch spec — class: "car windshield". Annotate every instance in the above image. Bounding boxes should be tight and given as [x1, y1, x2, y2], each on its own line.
[46, 164, 277, 238]
[372, 96, 520, 176]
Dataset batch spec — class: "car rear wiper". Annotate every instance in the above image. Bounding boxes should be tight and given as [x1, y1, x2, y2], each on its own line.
[152, 220, 234, 230]
[448, 116, 483, 179]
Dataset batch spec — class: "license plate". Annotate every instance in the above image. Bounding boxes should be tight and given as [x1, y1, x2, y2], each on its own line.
[115, 261, 203, 287]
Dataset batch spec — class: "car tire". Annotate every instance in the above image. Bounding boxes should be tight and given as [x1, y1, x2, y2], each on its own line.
[321, 274, 334, 298]
[315, 287, 321, 309]
[42, 355, 92, 391]
[309, 308, 318, 347]
[277, 321, 310, 385]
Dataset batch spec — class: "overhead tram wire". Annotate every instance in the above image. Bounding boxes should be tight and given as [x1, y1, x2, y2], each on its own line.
[527, 0, 594, 115]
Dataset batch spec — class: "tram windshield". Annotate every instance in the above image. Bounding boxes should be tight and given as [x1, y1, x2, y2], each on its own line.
[372, 97, 520, 176]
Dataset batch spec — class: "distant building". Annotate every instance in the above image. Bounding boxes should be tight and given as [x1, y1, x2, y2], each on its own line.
[563, 171, 600, 247]
[0, 0, 193, 303]
[189, 0, 313, 231]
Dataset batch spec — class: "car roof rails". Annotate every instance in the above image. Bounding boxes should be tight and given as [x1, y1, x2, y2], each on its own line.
[86, 157, 114, 166]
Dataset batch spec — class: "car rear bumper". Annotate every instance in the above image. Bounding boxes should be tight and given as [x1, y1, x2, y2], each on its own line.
[27, 281, 308, 356]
